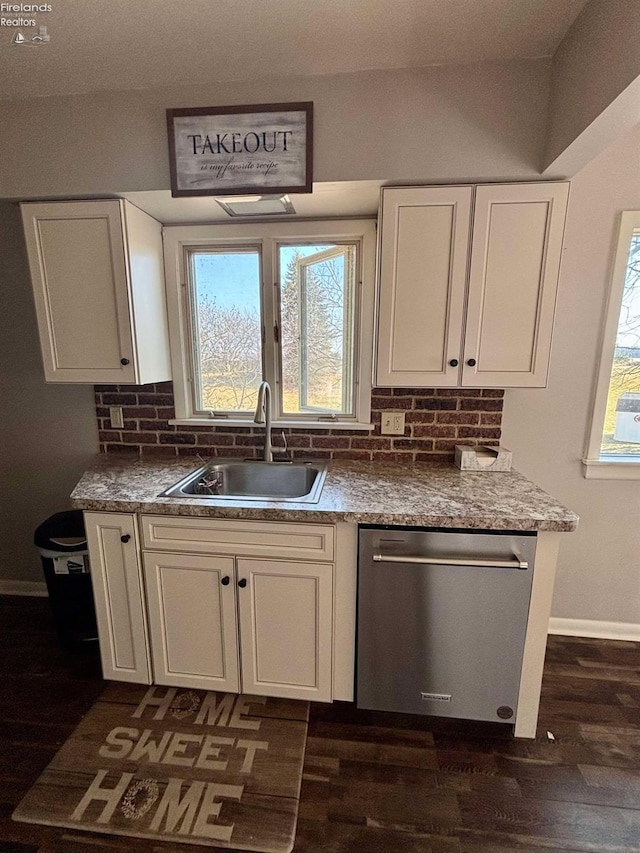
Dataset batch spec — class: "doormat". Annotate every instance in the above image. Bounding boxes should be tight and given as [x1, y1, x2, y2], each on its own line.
[13, 682, 309, 853]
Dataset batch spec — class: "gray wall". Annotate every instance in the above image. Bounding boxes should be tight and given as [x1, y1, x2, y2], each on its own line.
[0, 60, 550, 197]
[0, 201, 98, 587]
[503, 124, 640, 627]
[544, 0, 640, 169]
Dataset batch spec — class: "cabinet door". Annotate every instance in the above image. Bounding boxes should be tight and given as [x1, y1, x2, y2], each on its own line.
[21, 201, 136, 383]
[376, 186, 472, 387]
[237, 559, 333, 702]
[142, 552, 240, 693]
[463, 182, 569, 387]
[84, 512, 151, 684]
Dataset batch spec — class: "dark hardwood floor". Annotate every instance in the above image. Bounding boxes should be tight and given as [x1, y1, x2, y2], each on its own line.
[1, 594, 639, 853]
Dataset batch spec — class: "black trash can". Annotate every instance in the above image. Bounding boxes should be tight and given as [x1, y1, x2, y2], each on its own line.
[34, 510, 98, 647]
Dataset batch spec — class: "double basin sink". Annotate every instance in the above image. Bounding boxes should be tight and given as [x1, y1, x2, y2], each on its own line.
[160, 459, 328, 504]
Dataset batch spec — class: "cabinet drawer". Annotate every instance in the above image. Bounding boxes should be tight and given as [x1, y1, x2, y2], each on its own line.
[141, 515, 335, 561]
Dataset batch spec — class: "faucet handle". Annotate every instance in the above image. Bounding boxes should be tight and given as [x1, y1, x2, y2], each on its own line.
[278, 430, 293, 461]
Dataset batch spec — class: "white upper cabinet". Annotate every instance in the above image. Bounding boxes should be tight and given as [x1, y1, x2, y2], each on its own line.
[20, 199, 172, 384]
[463, 183, 569, 387]
[375, 182, 569, 388]
[376, 186, 472, 387]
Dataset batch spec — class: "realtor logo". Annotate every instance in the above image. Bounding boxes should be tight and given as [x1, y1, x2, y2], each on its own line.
[32, 25, 49, 42]
[12, 26, 49, 45]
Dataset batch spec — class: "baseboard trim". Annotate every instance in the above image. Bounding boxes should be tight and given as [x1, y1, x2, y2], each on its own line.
[0, 580, 48, 597]
[549, 617, 640, 642]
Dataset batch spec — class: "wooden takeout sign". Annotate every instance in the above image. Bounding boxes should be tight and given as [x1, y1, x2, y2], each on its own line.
[166, 102, 313, 197]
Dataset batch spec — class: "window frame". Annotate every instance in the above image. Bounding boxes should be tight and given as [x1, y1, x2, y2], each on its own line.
[280, 242, 357, 417]
[584, 211, 640, 479]
[186, 242, 264, 417]
[162, 218, 377, 429]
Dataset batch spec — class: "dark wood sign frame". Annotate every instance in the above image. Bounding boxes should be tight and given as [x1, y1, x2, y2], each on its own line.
[166, 102, 313, 198]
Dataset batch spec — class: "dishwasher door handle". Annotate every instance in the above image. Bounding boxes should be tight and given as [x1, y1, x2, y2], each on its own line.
[372, 553, 529, 570]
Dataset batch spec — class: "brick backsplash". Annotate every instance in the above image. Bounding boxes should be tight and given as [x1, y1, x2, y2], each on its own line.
[94, 382, 503, 464]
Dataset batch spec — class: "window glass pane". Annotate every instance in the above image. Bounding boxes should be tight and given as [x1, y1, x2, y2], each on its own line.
[279, 243, 357, 416]
[189, 248, 262, 413]
[600, 232, 640, 459]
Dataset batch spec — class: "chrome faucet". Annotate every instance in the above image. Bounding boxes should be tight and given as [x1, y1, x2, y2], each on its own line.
[253, 380, 273, 462]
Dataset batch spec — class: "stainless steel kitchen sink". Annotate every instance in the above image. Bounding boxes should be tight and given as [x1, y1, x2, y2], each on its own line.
[159, 459, 328, 503]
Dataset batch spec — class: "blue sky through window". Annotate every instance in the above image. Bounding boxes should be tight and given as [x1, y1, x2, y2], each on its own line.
[193, 245, 334, 310]
[194, 251, 260, 311]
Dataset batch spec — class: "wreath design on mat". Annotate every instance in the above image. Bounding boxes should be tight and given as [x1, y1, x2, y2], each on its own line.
[121, 779, 160, 820]
[170, 689, 201, 720]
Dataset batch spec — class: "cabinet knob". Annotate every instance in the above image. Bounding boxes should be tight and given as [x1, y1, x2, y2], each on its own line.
[120, 358, 130, 366]
[120, 534, 131, 543]
[221, 576, 230, 586]
[238, 578, 247, 588]
[467, 358, 477, 367]
[449, 359, 459, 367]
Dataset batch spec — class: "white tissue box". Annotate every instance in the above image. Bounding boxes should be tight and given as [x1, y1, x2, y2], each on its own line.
[454, 444, 512, 472]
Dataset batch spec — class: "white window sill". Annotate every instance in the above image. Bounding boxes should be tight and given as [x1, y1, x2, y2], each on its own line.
[169, 418, 375, 431]
[582, 457, 640, 479]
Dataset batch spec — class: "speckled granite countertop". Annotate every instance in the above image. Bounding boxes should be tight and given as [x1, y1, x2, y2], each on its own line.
[70, 455, 578, 532]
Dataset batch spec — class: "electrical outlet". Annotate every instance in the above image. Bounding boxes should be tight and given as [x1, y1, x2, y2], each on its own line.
[381, 411, 405, 435]
[109, 406, 124, 429]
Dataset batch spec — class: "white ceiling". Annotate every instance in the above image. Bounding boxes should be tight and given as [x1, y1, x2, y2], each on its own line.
[0, 0, 589, 101]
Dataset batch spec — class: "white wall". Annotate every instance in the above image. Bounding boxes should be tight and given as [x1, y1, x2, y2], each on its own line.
[0, 202, 98, 587]
[502, 124, 640, 627]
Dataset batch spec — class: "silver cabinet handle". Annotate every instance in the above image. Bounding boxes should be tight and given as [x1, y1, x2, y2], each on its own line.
[372, 553, 528, 570]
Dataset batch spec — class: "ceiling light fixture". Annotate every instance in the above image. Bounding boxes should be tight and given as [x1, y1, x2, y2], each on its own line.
[215, 194, 296, 217]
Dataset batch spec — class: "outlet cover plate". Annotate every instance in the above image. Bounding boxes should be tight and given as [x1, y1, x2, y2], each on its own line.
[381, 411, 405, 435]
[109, 406, 124, 429]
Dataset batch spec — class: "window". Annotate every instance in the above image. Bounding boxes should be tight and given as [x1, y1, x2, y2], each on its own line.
[585, 212, 640, 478]
[163, 220, 376, 428]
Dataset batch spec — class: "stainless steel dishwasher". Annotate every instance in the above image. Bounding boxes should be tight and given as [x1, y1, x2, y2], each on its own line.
[357, 527, 536, 724]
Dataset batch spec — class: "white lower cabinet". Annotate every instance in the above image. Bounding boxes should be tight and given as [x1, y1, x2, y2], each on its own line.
[236, 558, 333, 702]
[142, 551, 240, 693]
[84, 511, 151, 684]
[85, 512, 351, 703]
